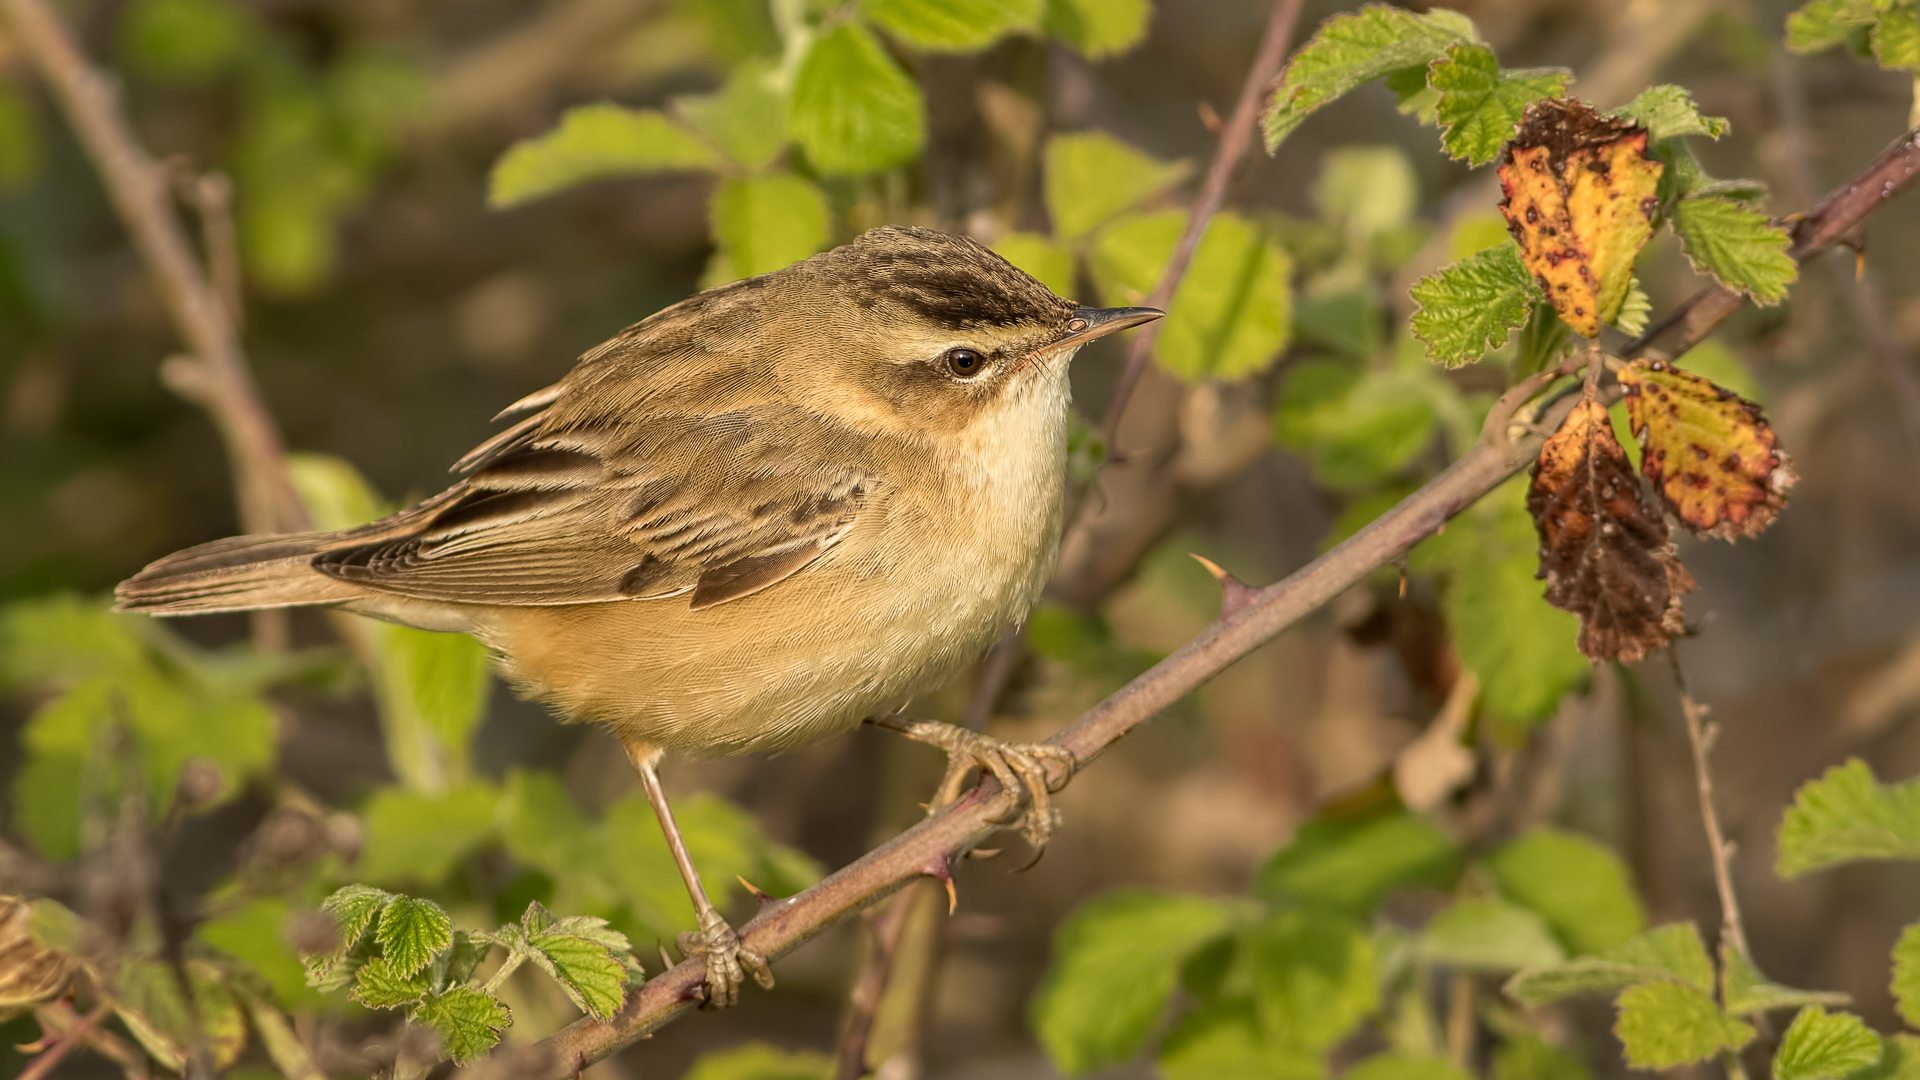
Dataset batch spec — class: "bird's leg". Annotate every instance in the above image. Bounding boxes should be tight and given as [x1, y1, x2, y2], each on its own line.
[622, 739, 772, 1007]
[865, 716, 1076, 848]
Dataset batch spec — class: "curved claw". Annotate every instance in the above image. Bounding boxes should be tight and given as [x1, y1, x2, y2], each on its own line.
[677, 914, 773, 1008]
[874, 717, 1076, 851]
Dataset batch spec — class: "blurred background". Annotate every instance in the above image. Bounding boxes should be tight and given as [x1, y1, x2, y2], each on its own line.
[5, 0, 1920, 1076]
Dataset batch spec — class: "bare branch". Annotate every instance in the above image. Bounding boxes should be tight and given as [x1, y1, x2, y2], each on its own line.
[0, 0, 305, 536]
[1667, 649, 1751, 962]
[513, 122, 1920, 1080]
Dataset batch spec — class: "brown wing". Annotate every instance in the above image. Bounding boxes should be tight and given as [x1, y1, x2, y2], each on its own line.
[314, 386, 883, 609]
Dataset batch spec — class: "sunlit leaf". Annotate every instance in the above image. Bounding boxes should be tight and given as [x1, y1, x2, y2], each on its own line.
[1092, 210, 1290, 380]
[1775, 1007, 1883, 1080]
[356, 783, 500, 887]
[1043, 130, 1189, 241]
[488, 105, 716, 208]
[707, 172, 831, 284]
[413, 986, 510, 1063]
[674, 60, 789, 168]
[1610, 85, 1729, 141]
[1044, 0, 1151, 58]
[1031, 889, 1237, 1075]
[1428, 44, 1569, 166]
[377, 896, 453, 979]
[1669, 195, 1797, 303]
[789, 22, 925, 175]
[1409, 240, 1538, 366]
[683, 1042, 834, 1080]
[1254, 811, 1458, 914]
[1487, 828, 1645, 955]
[1156, 1003, 1320, 1080]
[1246, 908, 1378, 1051]
[1723, 946, 1849, 1015]
[1419, 898, 1566, 971]
[1263, 6, 1477, 150]
[1777, 760, 1920, 878]
[992, 232, 1077, 298]
[863, 0, 1042, 51]
[1614, 981, 1754, 1069]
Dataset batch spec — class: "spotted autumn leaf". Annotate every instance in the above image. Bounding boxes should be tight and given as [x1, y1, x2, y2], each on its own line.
[1618, 359, 1797, 540]
[1528, 396, 1695, 663]
[1498, 99, 1663, 338]
[0, 896, 78, 1020]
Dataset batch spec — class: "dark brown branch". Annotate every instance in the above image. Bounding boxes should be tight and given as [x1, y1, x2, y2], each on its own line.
[1, 0, 306, 536]
[1095, 0, 1305, 445]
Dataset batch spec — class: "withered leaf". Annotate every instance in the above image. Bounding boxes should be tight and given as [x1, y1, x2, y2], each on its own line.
[1499, 99, 1664, 338]
[1618, 358, 1796, 540]
[0, 895, 78, 1020]
[1528, 397, 1696, 663]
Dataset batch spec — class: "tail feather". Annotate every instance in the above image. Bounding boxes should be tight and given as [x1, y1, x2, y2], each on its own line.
[115, 532, 364, 615]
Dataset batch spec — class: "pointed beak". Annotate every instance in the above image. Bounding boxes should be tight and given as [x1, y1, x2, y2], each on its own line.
[1056, 306, 1164, 349]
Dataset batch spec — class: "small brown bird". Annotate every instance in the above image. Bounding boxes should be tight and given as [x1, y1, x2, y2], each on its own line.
[117, 226, 1161, 1004]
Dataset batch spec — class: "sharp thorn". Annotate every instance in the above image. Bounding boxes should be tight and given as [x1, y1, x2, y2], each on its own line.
[737, 875, 775, 903]
[1189, 553, 1257, 618]
[943, 875, 957, 915]
[1856, 249, 1868, 281]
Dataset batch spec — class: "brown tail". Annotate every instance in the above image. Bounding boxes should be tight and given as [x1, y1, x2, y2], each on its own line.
[115, 532, 365, 615]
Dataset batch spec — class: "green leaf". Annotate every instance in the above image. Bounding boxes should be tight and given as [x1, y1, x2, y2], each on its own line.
[1347, 1053, 1476, 1080]
[527, 932, 630, 1020]
[863, 0, 1042, 51]
[1503, 921, 1711, 1007]
[351, 955, 431, 1009]
[413, 986, 510, 1063]
[1420, 898, 1566, 971]
[1777, 759, 1920, 877]
[356, 783, 500, 887]
[992, 232, 1077, 298]
[113, 958, 248, 1071]
[1314, 145, 1421, 242]
[683, 1042, 833, 1080]
[320, 885, 394, 955]
[117, 0, 253, 82]
[1043, 130, 1190, 241]
[707, 172, 831, 284]
[288, 451, 387, 530]
[371, 627, 493, 785]
[1493, 1036, 1593, 1080]
[1272, 361, 1437, 487]
[1670, 196, 1797, 304]
[1031, 889, 1236, 1075]
[1486, 828, 1644, 955]
[1786, 0, 1881, 54]
[1776, 1007, 1884, 1080]
[1723, 946, 1850, 1015]
[1044, 0, 1150, 58]
[1253, 811, 1458, 914]
[1610, 85, 1729, 142]
[1156, 1003, 1320, 1080]
[1263, 5, 1477, 150]
[1856, 1035, 1920, 1080]
[1613, 276, 1651, 336]
[1876, 6, 1920, 69]
[789, 22, 925, 175]
[1092, 210, 1291, 380]
[1409, 240, 1538, 366]
[1428, 44, 1569, 166]
[1246, 908, 1378, 1052]
[674, 60, 789, 168]
[197, 897, 327, 1011]
[488, 104, 718, 208]
[377, 897, 453, 979]
[1411, 478, 1588, 722]
[1893, 922, 1920, 1027]
[1615, 981, 1755, 1070]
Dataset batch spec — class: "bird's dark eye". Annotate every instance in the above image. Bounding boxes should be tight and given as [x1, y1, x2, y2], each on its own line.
[944, 348, 984, 377]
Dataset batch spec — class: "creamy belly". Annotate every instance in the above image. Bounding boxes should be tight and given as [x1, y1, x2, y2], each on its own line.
[474, 365, 1071, 757]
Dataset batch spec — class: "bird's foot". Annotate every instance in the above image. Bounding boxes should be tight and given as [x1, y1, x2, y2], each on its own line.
[676, 910, 772, 1008]
[875, 717, 1076, 849]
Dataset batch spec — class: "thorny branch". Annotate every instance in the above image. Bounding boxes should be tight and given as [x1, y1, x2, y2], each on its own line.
[518, 124, 1920, 1080]
[1667, 650, 1753, 961]
[0, 0, 306, 537]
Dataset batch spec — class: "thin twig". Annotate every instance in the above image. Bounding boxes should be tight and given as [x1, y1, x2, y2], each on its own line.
[1666, 649, 1751, 960]
[1, 0, 305, 537]
[834, 889, 916, 1080]
[1095, 0, 1305, 446]
[19, 1002, 110, 1080]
